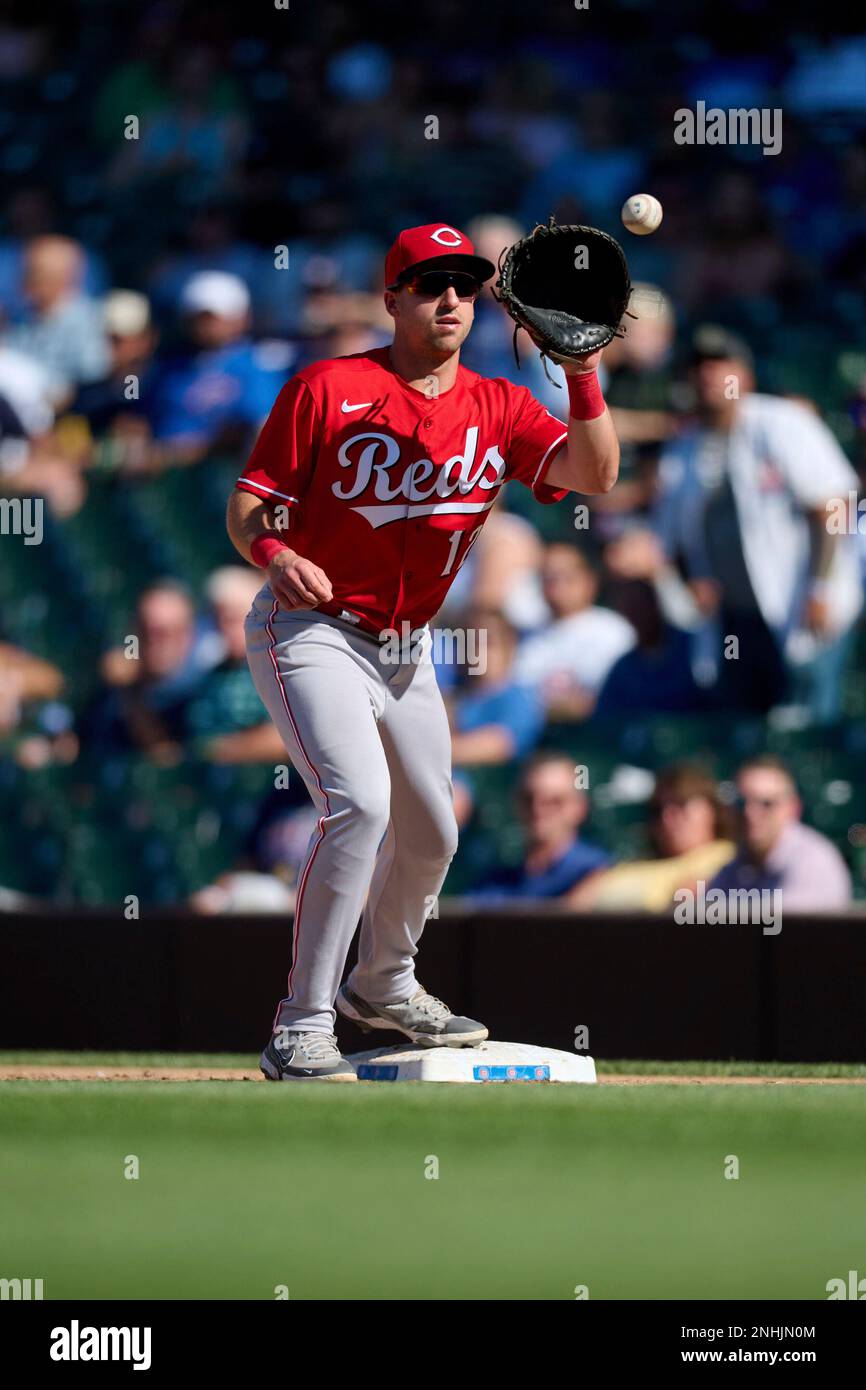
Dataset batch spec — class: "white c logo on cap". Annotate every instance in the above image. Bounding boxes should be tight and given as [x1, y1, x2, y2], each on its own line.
[430, 227, 463, 247]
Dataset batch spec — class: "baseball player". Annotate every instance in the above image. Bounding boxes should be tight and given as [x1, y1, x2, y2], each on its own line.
[226, 222, 620, 1080]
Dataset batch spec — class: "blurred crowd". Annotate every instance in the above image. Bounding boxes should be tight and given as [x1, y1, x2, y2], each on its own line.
[1, 0, 865, 908]
[465, 753, 852, 912]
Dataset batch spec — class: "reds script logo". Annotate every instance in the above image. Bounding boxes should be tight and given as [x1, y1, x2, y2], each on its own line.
[334, 427, 505, 529]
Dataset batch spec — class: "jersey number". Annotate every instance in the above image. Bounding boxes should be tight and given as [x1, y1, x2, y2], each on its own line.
[441, 526, 483, 577]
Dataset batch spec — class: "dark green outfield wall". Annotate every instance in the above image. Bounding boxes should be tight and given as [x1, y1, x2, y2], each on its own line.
[2, 907, 864, 1062]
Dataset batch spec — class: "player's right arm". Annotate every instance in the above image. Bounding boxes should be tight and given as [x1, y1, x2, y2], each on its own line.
[226, 376, 333, 611]
[226, 489, 333, 610]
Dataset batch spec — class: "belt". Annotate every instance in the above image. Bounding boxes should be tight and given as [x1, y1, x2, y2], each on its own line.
[315, 603, 428, 649]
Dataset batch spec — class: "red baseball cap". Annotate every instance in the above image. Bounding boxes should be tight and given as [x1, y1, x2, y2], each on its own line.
[384, 223, 496, 289]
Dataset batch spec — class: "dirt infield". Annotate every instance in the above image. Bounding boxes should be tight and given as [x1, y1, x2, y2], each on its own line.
[0, 1066, 263, 1082]
[0, 1065, 864, 1085]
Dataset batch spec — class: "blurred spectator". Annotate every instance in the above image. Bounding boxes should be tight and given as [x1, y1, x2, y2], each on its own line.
[78, 581, 205, 760]
[572, 764, 736, 911]
[300, 289, 391, 363]
[189, 800, 321, 914]
[448, 609, 545, 767]
[0, 642, 64, 737]
[105, 46, 248, 200]
[603, 522, 720, 693]
[3, 236, 109, 394]
[147, 271, 293, 458]
[267, 197, 382, 338]
[69, 291, 158, 469]
[675, 173, 797, 314]
[468, 750, 610, 901]
[605, 284, 677, 430]
[591, 284, 677, 542]
[145, 203, 270, 325]
[0, 884, 44, 912]
[709, 756, 852, 910]
[0, 383, 28, 462]
[653, 325, 862, 720]
[92, 8, 176, 146]
[0, 343, 88, 516]
[185, 567, 284, 765]
[0, 632, 75, 770]
[0, 186, 109, 322]
[188, 870, 295, 914]
[595, 578, 707, 715]
[0, 344, 55, 441]
[436, 491, 548, 656]
[513, 543, 636, 720]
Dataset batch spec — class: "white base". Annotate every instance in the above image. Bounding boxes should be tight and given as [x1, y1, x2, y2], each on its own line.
[348, 1040, 596, 1084]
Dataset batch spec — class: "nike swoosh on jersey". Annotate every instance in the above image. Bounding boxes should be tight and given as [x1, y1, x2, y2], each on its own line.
[341, 399, 374, 413]
[351, 497, 498, 528]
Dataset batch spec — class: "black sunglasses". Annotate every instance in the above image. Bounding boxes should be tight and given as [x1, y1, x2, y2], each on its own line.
[735, 794, 786, 811]
[403, 271, 482, 300]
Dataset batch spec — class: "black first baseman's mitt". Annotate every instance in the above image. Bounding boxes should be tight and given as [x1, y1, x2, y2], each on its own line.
[494, 215, 632, 376]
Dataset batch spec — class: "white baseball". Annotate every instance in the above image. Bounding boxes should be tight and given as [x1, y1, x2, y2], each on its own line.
[621, 193, 663, 235]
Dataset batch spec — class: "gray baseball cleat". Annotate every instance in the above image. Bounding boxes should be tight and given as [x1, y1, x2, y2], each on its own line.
[336, 982, 488, 1048]
[260, 1029, 358, 1082]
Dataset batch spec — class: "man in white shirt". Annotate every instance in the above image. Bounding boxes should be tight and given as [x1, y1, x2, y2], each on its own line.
[514, 542, 636, 719]
[653, 326, 862, 719]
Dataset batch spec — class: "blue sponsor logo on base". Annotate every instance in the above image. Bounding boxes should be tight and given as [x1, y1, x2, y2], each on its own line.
[473, 1064, 550, 1082]
[356, 1064, 400, 1081]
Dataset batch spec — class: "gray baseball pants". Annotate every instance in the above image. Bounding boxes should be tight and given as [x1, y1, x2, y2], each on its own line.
[244, 585, 459, 1034]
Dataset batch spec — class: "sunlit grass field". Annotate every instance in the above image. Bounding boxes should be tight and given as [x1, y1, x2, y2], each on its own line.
[1, 1054, 863, 1300]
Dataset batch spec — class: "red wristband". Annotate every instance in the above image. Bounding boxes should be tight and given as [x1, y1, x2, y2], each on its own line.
[250, 534, 290, 569]
[566, 369, 605, 421]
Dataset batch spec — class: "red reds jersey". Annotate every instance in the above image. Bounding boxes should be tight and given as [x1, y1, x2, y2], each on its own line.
[236, 346, 569, 636]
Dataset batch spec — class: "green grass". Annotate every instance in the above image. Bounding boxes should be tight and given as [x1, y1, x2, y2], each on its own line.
[1, 1062, 865, 1299]
[600, 1058, 866, 1079]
